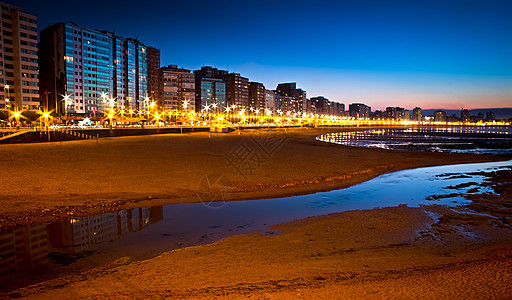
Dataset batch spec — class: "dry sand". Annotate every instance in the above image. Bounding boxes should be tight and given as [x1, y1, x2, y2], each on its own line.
[1, 127, 511, 299]
[0, 127, 501, 227]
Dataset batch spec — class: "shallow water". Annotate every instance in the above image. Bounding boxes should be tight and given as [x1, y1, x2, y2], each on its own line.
[1, 159, 511, 291]
[316, 127, 512, 155]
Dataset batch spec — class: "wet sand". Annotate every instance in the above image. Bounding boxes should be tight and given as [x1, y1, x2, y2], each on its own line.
[0, 127, 501, 227]
[11, 194, 512, 299]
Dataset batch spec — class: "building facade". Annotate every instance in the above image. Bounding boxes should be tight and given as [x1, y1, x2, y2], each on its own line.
[160, 65, 195, 112]
[349, 103, 371, 119]
[412, 107, 422, 122]
[486, 111, 495, 121]
[385, 106, 409, 120]
[39, 22, 159, 116]
[460, 109, 470, 123]
[310, 96, 344, 116]
[147, 47, 161, 106]
[264, 89, 275, 113]
[248, 81, 266, 111]
[0, 2, 39, 111]
[434, 110, 447, 123]
[275, 94, 296, 113]
[194, 67, 227, 113]
[331, 101, 345, 117]
[195, 78, 225, 113]
[310, 96, 330, 115]
[275, 82, 306, 113]
[225, 73, 249, 109]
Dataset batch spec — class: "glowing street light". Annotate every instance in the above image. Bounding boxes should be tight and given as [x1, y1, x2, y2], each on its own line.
[107, 111, 114, 129]
[9, 109, 24, 129]
[107, 97, 116, 108]
[4, 84, 11, 110]
[153, 113, 161, 128]
[60, 93, 74, 124]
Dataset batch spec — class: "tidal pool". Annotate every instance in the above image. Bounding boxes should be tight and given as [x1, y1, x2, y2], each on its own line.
[1, 159, 511, 291]
[316, 127, 512, 155]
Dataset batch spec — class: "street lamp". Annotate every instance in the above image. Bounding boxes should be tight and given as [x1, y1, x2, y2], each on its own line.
[10, 109, 23, 129]
[203, 104, 210, 125]
[153, 113, 161, 128]
[107, 111, 114, 129]
[4, 84, 11, 111]
[60, 93, 73, 125]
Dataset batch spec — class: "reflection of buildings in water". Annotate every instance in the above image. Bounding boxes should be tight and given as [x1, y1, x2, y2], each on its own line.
[48, 206, 163, 253]
[47, 212, 119, 253]
[0, 225, 49, 275]
[0, 206, 163, 274]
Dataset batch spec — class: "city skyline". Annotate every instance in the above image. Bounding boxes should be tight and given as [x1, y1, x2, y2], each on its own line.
[11, 0, 512, 110]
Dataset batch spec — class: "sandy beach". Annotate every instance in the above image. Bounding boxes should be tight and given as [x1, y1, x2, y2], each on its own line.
[0, 127, 501, 227]
[1, 127, 511, 299]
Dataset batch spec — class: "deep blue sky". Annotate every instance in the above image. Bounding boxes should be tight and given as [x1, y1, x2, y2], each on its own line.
[14, 0, 512, 109]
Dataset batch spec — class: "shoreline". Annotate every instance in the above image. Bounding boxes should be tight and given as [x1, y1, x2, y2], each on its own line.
[0, 126, 507, 228]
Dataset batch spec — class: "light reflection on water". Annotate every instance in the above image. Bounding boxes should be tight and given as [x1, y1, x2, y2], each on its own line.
[1, 160, 511, 291]
[316, 127, 512, 155]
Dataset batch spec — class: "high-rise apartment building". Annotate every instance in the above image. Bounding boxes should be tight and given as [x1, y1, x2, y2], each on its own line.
[412, 107, 422, 122]
[248, 81, 265, 111]
[385, 106, 409, 120]
[0, 2, 39, 111]
[310, 96, 344, 116]
[194, 66, 227, 113]
[349, 103, 371, 119]
[311, 96, 330, 115]
[264, 89, 275, 113]
[275, 83, 306, 113]
[486, 111, 495, 121]
[194, 66, 228, 80]
[275, 94, 296, 113]
[193, 67, 250, 111]
[39, 22, 160, 116]
[434, 110, 447, 123]
[331, 102, 345, 117]
[160, 65, 195, 112]
[147, 47, 161, 106]
[225, 73, 249, 108]
[460, 109, 470, 123]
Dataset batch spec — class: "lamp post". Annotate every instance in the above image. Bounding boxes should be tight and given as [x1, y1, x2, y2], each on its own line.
[203, 104, 210, 125]
[105, 97, 116, 129]
[225, 106, 231, 125]
[9, 108, 23, 130]
[107, 111, 114, 129]
[230, 104, 236, 124]
[181, 100, 190, 133]
[42, 111, 50, 130]
[143, 96, 151, 124]
[4, 84, 11, 110]
[61, 93, 73, 126]
[212, 103, 218, 125]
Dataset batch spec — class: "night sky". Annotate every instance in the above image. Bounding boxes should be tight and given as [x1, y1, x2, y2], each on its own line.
[13, 0, 512, 110]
